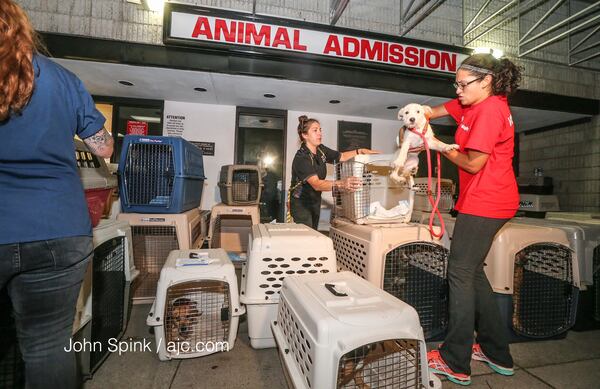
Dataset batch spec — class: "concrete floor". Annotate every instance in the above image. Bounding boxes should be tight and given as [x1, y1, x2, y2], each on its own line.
[83, 303, 600, 389]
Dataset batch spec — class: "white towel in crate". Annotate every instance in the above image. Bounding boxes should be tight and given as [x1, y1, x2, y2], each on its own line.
[147, 249, 244, 360]
[271, 271, 441, 389]
[240, 223, 337, 349]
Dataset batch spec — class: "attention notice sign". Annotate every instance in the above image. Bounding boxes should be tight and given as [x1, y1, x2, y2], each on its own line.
[165, 7, 467, 74]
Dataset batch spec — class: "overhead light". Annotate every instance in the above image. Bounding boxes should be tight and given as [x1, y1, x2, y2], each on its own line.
[263, 93, 276, 98]
[329, 99, 341, 104]
[118, 80, 134, 86]
[473, 47, 504, 59]
[194, 87, 207, 92]
[130, 115, 161, 123]
[144, 0, 164, 12]
[387, 105, 398, 110]
[262, 154, 275, 167]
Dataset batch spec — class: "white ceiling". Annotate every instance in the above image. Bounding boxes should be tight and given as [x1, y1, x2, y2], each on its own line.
[54, 58, 590, 132]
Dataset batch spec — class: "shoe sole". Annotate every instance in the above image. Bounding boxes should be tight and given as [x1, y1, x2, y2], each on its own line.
[472, 355, 514, 376]
[430, 368, 471, 386]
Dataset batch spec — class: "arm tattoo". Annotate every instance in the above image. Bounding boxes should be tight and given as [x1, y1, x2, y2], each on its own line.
[83, 127, 114, 156]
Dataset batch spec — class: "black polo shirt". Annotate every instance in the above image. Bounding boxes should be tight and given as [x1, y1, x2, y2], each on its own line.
[291, 143, 341, 203]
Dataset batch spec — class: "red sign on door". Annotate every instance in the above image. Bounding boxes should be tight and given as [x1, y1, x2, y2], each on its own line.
[126, 120, 148, 135]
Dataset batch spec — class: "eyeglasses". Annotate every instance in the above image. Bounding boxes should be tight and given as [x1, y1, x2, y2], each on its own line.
[453, 77, 483, 90]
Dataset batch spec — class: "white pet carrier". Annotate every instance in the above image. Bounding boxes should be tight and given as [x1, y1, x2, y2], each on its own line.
[412, 178, 455, 213]
[546, 212, 600, 221]
[330, 219, 450, 340]
[117, 208, 204, 303]
[208, 203, 260, 253]
[240, 223, 337, 349]
[334, 154, 414, 224]
[73, 219, 138, 378]
[410, 210, 456, 240]
[147, 249, 244, 361]
[484, 222, 579, 338]
[218, 164, 263, 205]
[271, 271, 441, 389]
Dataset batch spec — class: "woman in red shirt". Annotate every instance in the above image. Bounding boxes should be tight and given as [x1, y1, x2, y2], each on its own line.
[425, 53, 522, 386]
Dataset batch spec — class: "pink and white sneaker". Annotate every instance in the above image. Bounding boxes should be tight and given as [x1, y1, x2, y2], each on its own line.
[471, 344, 514, 376]
[427, 350, 471, 386]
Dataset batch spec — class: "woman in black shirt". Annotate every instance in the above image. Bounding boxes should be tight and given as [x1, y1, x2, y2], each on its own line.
[290, 115, 379, 229]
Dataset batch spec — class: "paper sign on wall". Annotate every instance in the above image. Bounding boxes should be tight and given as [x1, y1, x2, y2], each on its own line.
[126, 120, 148, 135]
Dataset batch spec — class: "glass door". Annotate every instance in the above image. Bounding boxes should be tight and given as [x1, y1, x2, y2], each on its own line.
[235, 108, 287, 223]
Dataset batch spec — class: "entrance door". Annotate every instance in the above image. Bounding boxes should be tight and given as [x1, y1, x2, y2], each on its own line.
[235, 107, 287, 223]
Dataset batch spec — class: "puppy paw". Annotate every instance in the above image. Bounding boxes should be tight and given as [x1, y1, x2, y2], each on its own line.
[444, 144, 460, 152]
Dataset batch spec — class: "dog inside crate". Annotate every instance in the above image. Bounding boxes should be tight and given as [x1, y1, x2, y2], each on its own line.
[337, 339, 420, 388]
[164, 281, 231, 346]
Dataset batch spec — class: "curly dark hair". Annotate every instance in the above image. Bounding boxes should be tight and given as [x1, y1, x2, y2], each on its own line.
[460, 53, 523, 96]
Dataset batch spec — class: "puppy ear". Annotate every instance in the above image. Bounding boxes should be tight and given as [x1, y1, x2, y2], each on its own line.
[398, 127, 405, 145]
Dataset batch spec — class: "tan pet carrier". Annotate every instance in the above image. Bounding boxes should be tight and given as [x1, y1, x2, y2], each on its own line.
[218, 164, 263, 205]
[330, 219, 450, 339]
[208, 203, 260, 253]
[412, 178, 455, 213]
[484, 222, 579, 338]
[117, 208, 204, 303]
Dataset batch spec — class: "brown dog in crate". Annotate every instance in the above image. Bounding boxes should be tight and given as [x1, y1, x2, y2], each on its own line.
[167, 297, 201, 341]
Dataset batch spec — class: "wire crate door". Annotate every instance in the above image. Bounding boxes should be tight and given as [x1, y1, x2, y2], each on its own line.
[164, 280, 231, 356]
[384, 242, 449, 339]
[91, 236, 127, 371]
[123, 143, 174, 207]
[131, 226, 180, 300]
[513, 243, 578, 337]
[337, 339, 421, 389]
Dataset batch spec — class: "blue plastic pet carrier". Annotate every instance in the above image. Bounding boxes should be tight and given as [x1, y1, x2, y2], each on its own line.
[118, 136, 205, 213]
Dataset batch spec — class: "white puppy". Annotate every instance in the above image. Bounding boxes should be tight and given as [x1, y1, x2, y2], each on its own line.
[390, 103, 459, 185]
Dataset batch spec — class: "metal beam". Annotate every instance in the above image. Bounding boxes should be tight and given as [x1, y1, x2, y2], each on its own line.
[463, 0, 493, 34]
[520, 1, 600, 46]
[520, 13, 600, 56]
[464, 0, 518, 35]
[570, 24, 600, 52]
[252, 0, 257, 15]
[404, 0, 431, 23]
[403, 0, 418, 22]
[401, 0, 446, 37]
[570, 50, 600, 66]
[519, 0, 566, 44]
[570, 39, 600, 56]
[330, 0, 350, 26]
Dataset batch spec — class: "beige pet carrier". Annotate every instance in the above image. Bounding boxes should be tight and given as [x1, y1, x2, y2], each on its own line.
[147, 249, 244, 361]
[412, 178, 455, 213]
[240, 223, 337, 348]
[484, 222, 579, 338]
[218, 165, 263, 205]
[330, 219, 450, 339]
[271, 272, 441, 389]
[208, 203, 260, 253]
[410, 210, 456, 239]
[334, 155, 414, 224]
[117, 208, 204, 303]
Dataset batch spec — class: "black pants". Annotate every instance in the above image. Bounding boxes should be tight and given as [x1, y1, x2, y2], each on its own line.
[0, 236, 93, 389]
[439, 213, 513, 375]
[290, 196, 321, 230]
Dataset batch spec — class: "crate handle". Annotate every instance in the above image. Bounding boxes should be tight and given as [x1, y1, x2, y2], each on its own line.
[325, 283, 347, 297]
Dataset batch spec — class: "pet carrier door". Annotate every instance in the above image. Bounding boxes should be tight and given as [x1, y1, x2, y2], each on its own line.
[513, 243, 578, 337]
[164, 280, 231, 350]
[384, 242, 449, 339]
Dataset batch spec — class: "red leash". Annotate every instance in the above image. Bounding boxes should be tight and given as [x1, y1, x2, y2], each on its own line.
[407, 119, 446, 239]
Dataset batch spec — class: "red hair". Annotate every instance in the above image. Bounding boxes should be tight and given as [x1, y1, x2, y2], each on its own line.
[0, 0, 39, 121]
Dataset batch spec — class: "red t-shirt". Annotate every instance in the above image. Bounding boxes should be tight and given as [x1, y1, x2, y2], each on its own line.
[444, 95, 519, 219]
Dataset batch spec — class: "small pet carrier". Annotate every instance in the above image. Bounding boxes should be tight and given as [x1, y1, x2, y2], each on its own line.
[412, 178, 455, 213]
[218, 165, 263, 205]
[118, 135, 205, 214]
[334, 155, 414, 224]
[72, 219, 139, 378]
[240, 223, 337, 348]
[484, 222, 580, 339]
[0, 291, 25, 389]
[75, 138, 117, 227]
[147, 249, 244, 361]
[208, 203, 260, 253]
[117, 208, 204, 303]
[271, 271, 441, 389]
[330, 219, 450, 340]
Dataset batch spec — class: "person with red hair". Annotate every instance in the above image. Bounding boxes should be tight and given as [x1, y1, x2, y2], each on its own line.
[0, 1, 113, 388]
